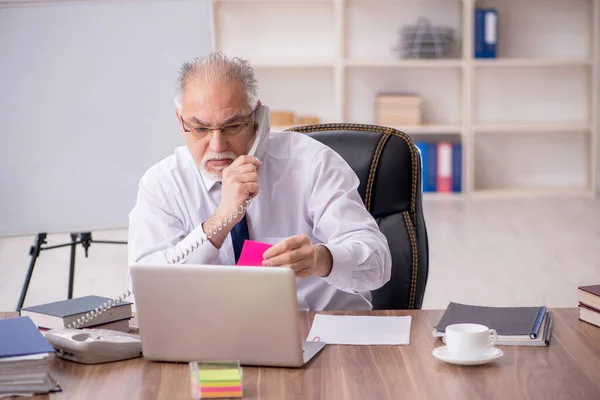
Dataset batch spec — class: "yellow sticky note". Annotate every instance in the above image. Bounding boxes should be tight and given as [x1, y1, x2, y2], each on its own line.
[199, 369, 241, 382]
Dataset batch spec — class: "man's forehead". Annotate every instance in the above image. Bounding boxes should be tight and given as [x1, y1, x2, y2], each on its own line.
[183, 79, 246, 108]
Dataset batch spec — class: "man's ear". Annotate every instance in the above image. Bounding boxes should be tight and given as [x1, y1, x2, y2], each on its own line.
[175, 108, 184, 135]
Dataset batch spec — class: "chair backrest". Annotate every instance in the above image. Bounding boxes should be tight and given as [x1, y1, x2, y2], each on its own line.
[286, 124, 429, 309]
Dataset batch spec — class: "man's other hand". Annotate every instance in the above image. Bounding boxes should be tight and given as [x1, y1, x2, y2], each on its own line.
[262, 235, 333, 278]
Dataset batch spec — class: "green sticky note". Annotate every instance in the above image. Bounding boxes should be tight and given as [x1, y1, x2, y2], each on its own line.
[199, 369, 241, 382]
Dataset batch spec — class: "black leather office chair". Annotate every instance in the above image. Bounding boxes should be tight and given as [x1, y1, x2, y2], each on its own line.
[286, 124, 429, 310]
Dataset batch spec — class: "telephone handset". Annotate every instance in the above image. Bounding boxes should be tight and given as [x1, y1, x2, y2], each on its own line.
[63, 106, 272, 331]
[248, 104, 271, 160]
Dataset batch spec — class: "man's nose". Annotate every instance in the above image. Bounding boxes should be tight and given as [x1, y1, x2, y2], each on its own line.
[208, 130, 227, 153]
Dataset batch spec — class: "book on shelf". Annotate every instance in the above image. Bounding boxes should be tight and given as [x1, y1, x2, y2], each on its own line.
[433, 302, 553, 346]
[578, 285, 600, 327]
[19, 295, 133, 330]
[0, 317, 61, 396]
[414, 141, 462, 194]
[375, 92, 422, 126]
[475, 8, 498, 58]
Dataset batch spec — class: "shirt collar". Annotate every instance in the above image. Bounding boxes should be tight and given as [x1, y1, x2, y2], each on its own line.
[200, 168, 220, 192]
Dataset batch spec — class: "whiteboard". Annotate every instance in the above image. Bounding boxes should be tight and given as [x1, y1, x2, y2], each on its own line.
[0, 0, 214, 236]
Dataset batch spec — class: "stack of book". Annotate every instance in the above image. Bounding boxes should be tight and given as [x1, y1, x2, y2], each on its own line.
[415, 141, 462, 193]
[375, 93, 422, 126]
[0, 317, 60, 396]
[578, 285, 600, 327]
[433, 302, 553, 346]
[19, 295, 133, 332]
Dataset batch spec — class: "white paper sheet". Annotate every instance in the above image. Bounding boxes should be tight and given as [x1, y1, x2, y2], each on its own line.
[306, 314, 412, 345]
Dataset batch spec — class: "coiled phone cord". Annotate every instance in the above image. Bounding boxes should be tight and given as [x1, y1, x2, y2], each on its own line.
[167, 197, 252, 263]
[65, 198, 252, 329]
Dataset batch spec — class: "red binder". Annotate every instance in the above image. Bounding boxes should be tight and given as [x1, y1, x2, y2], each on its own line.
[437, 142, 452, 192]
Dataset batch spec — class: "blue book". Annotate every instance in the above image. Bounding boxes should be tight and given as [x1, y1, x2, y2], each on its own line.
[425, 143, 438, 192]
[0, 317, 55, 358]
[20, 295, 133, 329]
[474, 9, 486, 58]
[452, 143, 462, 193]
[475, 8, 498, 58]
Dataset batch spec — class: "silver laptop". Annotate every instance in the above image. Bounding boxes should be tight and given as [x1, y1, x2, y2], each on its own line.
[129, 263, 326, 367]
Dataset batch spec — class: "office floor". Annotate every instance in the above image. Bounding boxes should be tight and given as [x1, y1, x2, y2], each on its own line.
[1, 198, 599, 312]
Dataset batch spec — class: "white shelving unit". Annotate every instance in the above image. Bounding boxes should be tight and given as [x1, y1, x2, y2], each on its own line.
[212, 0, 598, 198]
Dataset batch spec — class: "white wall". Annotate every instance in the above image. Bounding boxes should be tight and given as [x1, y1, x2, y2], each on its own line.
[0, 0, 213, 236]
[597, 0, 600, 193]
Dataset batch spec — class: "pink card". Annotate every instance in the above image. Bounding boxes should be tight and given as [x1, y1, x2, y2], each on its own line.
[236, 240, 273, 266]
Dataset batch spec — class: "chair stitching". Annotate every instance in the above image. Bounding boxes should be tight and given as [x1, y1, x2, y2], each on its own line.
[403, 211, 418, 309]
[366, 134, 390, 212]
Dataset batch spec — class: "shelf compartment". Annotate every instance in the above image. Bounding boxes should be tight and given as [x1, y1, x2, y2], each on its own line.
[474, 0, 593, 59]
[345, 0, 463, 60]
[474, 67, 590, 125]
[255, 67, 336, 125]
[473, 131, 590, 192]
[214, 0, 335, 59]
[473, 123, 591, 134]
[346, 67, 462, 125]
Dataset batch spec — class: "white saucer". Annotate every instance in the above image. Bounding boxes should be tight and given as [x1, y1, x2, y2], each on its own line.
[432, 346, 503, 366]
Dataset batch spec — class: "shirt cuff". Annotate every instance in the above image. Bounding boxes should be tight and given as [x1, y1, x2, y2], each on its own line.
[176, 224, 220, 264]
[319, 243, 355, 293]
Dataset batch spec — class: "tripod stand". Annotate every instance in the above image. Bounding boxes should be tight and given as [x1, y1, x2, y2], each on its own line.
[17, 232, 127, 311]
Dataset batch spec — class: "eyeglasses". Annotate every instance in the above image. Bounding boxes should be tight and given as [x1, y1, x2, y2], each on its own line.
[180, 111, 254, 139]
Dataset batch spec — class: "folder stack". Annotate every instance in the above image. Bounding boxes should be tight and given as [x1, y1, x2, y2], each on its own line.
[0, 317, 61, 396]
[375, 93, 422, 126]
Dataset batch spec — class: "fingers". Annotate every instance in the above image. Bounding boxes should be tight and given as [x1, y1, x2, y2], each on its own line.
[263, 245, 312, 267]
[263, 235, 308, 259]
[229, 155, 262, 168]
[262, 236, 314, 279]
[234, 172, 258, 184]
[223, 163, 257, 178]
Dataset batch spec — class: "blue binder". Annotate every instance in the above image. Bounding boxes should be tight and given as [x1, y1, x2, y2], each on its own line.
[475, 8, 497, 58]
[452, 143, 462, 193]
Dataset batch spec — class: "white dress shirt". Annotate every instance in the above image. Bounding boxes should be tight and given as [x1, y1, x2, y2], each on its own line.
[128, 130, 392, 310]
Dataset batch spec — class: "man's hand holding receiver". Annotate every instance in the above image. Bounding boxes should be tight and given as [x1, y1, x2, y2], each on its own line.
[203, 155, 261, 248]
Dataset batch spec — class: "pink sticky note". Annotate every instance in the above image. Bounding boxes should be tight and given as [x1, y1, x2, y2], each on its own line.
[236, 240, 273, 266]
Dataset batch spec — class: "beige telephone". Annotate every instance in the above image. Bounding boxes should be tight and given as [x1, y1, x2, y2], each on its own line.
[60, 105, 271, 333]
[44, 328, 142, 364]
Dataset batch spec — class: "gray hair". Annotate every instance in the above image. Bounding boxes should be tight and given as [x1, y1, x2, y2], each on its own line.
[174, 51, 259, 112]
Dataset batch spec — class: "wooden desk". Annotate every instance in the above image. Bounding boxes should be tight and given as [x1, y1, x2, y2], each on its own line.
[2, 309, 600, 399]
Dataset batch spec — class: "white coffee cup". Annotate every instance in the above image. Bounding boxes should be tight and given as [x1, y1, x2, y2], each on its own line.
[445, 323, 498, 359]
